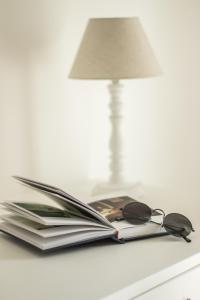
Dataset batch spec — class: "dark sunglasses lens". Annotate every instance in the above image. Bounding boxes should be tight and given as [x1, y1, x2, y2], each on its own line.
[122, 202, 152, 225]
[163, 213, 193, 238]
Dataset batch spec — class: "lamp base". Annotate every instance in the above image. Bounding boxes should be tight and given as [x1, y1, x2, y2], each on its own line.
[92, 181, 143, 199]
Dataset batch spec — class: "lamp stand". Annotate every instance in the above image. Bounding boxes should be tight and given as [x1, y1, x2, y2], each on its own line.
[92, 80, 142, 197]
[109, 79, 125, 184]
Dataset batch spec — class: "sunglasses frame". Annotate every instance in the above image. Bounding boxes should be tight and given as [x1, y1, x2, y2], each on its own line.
[121, 201, 194, 243]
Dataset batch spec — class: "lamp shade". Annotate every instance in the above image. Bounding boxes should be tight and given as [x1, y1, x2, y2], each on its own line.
[69, 17, 161, 80]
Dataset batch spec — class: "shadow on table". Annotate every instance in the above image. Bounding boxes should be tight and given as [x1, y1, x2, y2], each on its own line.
[0, 231, 182, 261]
[0, 233, 118, 260]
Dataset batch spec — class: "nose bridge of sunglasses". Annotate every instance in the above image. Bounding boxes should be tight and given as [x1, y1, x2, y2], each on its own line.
[153, 208, 165, 217]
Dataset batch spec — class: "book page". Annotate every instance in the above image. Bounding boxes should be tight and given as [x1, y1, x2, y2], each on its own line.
[13, 176, 113, 228]
[2, 203, 109, 227]
[1, 215, 110, 238]
[0, 222, 116, 250]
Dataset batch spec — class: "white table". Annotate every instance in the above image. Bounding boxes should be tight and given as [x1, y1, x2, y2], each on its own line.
[0, 225, 199, 300]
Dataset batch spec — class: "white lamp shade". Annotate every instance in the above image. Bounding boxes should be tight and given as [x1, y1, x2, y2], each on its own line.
[69, 17, 161, 80]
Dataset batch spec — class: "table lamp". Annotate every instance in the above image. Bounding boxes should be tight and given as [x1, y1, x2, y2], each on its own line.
[69, 17, 161, 194]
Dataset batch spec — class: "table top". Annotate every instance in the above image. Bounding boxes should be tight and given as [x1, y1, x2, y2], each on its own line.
[0, 225, 200, 300]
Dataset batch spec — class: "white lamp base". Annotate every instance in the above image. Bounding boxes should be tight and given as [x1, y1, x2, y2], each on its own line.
[92, 80, 142, 199]
[92, 181, 143, 199]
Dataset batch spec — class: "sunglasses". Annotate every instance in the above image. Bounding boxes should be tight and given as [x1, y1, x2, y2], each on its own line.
[121, 201, 194, 242]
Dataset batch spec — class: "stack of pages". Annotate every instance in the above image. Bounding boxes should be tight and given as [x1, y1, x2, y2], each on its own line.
[0, 176, 167, 251]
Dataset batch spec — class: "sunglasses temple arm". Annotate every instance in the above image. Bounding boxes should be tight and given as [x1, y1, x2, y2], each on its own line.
[181, 235, 191, 243]
[164, 224, 192, 243]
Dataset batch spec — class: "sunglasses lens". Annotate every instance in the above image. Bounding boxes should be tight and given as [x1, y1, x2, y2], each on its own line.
[163, 213, 193, 238]
[122, 202, 152, 225]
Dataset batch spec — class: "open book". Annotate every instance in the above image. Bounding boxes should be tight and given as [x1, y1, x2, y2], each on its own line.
[0, 176, 168, 251]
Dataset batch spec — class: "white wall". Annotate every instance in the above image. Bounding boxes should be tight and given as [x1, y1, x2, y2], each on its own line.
[0, 0, 200, 219]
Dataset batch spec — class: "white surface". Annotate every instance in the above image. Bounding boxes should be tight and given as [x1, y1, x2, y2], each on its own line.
[92, 180, 142, 197]
[135, 265, 200, 300]
[0, 223, 199, 300]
